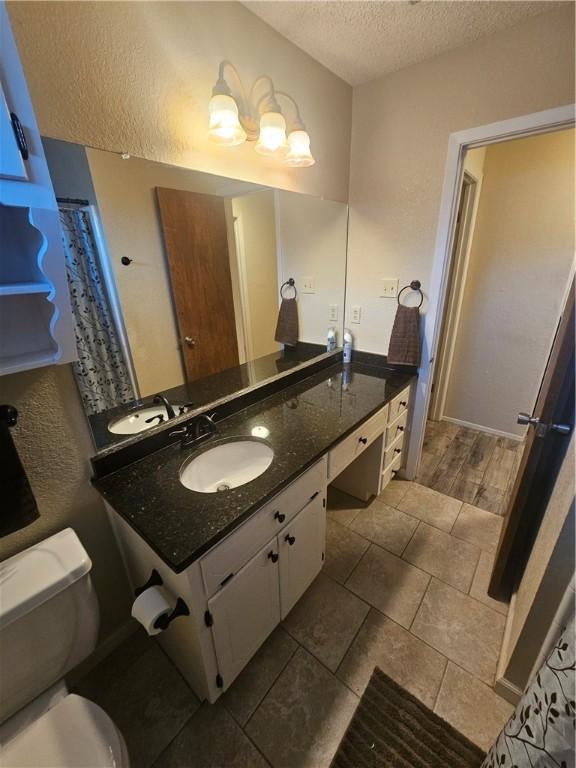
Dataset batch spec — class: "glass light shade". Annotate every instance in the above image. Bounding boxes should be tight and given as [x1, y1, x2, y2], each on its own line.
[208, 94, 247, 146]
[254, 111, 289, 156]
[285, 129, 315, 167]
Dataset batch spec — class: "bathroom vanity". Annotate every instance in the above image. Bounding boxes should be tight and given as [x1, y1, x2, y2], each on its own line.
[95, 360, 415, 703]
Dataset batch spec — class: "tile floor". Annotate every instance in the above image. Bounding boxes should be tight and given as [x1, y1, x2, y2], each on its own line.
[76, 480, 514, 767]
[418, 420, 524, 515]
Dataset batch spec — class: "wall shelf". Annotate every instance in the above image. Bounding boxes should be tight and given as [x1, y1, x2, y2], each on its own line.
[0, 281, 52, 296]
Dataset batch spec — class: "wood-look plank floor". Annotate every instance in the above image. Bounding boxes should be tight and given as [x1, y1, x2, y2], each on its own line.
[417, 421, 524, 516]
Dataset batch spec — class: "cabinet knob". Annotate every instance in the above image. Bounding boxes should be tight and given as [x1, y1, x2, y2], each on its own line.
[400, 401, 407, 407]
[284, 534, 296, 546]
[268, 551, 279, 563]
[274, 511, 286, 524]
[358, 437, 368, 445]
[394, 448, 402, 454]
[397, 426, 404, 432]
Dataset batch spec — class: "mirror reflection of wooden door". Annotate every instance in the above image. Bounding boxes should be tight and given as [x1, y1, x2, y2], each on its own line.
[156, 187, 239, 382]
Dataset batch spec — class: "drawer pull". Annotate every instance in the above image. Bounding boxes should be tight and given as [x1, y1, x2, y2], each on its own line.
[400, 400, 407, 407]
[284, 534, 296, 546]
[274, 511, 286, 524]
[397, 426, 404, 432]
[359, 437, 368, 445]
[268, 551, 279, 563]
[394, 448, 402, 454]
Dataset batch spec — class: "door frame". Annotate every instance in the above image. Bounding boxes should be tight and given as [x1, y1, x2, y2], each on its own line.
[405, 104, 575, 480]
[429, 170, 481, 421]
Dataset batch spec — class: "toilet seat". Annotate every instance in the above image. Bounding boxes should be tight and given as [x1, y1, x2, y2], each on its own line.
[1, 694, 129, 767]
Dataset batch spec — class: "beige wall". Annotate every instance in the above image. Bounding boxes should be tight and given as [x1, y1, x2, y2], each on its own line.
[231, 191, 279, 360]
[7, 1, 351, 203]
[3, 0, 352, 648]
[277, 191, 349, 346]
[346, 5, 575, 354]
[444, 130, 575, 437]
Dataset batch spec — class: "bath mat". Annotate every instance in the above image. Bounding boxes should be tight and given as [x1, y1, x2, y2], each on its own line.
[331, 667, 485, 768]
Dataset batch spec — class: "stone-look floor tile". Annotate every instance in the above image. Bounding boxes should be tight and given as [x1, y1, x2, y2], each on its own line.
[469, 551, 509, 616]
[402, 523, 480, 593]
[349, 500, 418, 556]
[434, 663, 513, 751]
[154, 701, 269, 768]
[337, 609, 447, 708]
[222, 627, 297, 727]
[452, 503, 503, 553]
[397, 483, 462, 532]
[78, 644, 200, 768]
[346, 544, 430, 628]
[283, 573, 369, 671]
[324, 519, 370, 584]
[474, 484, 505, 516]
[246, 647, 358, 768]
[412, 579, 506, 685]
[377, 479, 412, 507]
[74, 628, 151, 696]
[326, 487, 366, 527]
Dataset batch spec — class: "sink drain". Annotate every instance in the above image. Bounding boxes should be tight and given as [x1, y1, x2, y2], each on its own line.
[216, 483, 231, 492]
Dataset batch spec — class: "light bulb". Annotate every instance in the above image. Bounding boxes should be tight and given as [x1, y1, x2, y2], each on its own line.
[208, 94, 247, 146]
[255, 111, 289, 156]
[285, 130, 315, 167]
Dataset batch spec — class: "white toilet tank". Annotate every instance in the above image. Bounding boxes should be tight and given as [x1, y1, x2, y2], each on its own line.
[0, 529, 99, 724]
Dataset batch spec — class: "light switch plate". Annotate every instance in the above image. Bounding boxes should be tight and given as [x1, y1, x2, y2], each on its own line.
[302, 276, 316, 293]
[351, 305, 361, 324]
[380, 278, 399, 298]
[328, 305, 338, 322]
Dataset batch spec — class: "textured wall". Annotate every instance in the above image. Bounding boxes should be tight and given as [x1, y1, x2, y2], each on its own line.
[0, 365, 132, 640]
[445, 130, 574, 436]
[7, 1, 352, 202]
[346, 5, 575, 354]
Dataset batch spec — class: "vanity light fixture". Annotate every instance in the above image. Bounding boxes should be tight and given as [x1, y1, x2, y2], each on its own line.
[208, 62, 315, 167]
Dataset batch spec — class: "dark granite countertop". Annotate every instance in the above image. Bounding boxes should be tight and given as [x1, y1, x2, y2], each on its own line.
[94, 362, 415, 573]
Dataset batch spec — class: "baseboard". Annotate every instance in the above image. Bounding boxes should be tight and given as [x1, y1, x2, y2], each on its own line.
[494, 589, 522, 705]
[441, 416, 523, 442]
[68, 619, 138, 687]
[494, 675, 523, 706]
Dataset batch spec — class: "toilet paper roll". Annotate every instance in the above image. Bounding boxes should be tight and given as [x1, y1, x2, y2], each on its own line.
[131, 586, 172, 635]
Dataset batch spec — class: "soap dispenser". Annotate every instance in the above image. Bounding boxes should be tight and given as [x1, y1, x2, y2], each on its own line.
[343, 329, 353, 363]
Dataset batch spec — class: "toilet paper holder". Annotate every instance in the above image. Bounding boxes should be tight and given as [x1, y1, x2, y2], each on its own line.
[134, 569, 190, 631]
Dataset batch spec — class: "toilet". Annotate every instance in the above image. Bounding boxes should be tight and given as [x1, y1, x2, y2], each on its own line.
[0, 528, 129, 767]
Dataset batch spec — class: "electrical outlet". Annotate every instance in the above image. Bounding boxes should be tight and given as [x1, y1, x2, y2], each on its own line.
[302, 276, 316, 293]
[380, 278, 399, 298]
[351, 305, 361, 324]
[328, 305, 338, 322]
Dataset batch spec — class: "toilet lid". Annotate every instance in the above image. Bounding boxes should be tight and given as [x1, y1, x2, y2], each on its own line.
[1, 694, 129, 767]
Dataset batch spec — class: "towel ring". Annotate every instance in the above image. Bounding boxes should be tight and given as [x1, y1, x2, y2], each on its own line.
[280, 278, 297, 299]
[398, 280, 423, 308]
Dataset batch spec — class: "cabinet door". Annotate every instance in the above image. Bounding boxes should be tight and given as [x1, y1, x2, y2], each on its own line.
[208, 539, 281, 690]
[279, 494, 326, 620]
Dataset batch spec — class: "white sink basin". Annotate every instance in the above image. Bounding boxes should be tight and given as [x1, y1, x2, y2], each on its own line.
[179, 439, 274, 493]
[108, 405, 189, 435]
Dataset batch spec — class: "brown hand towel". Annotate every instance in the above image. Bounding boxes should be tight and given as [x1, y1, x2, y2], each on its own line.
[387, 304, 421, 367]
[274, 297, 299, 347]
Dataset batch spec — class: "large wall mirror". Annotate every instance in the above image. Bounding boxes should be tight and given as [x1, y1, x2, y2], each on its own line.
[43, 139, 348, 450]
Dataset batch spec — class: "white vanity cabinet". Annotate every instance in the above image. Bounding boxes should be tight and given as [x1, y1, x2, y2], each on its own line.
[0, 2, 75, 374]
[109, 456, 328, 704]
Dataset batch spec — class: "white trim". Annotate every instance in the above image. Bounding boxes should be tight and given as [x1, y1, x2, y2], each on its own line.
[405, 104, 576, 480]
[441, 416, 524, 442]
[232, 214, 255, 362]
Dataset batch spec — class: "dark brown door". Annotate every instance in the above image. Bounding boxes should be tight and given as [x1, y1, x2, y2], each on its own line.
[156, 188, 239, 382]
[489, 280, 574, 600]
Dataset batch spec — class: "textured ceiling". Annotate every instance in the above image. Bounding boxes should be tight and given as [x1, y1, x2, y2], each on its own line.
[241, 1, 565, 85]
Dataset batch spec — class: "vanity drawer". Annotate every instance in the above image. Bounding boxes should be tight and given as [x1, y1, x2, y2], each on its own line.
[200, 456, 327, 598]
[380, 450, 403, 491]
[385, 409, 408, 449]
[383, 431, 405, 471]
[328, 404, 388, 481]
[388, 385, 411, 423]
